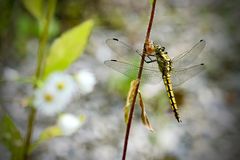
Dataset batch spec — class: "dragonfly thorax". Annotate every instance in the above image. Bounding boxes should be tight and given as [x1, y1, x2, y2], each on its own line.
[154, 46, 172, 74]
[155, 46, 171, 61]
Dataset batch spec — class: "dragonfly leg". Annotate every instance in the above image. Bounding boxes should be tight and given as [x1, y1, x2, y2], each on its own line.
[145, 55, 157, 63]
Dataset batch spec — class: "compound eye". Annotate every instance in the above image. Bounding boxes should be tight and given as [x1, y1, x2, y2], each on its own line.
[160, 47, 165, 52]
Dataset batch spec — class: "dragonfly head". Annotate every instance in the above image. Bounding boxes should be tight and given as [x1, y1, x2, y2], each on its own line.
[160, 47, 165, 52]
[155, 46, 168, 55]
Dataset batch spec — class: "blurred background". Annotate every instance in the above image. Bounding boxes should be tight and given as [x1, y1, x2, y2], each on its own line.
[0, 0, 240, 160]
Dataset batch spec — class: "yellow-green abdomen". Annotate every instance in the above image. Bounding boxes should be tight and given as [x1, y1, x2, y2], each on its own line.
[163, 74, 181, 122]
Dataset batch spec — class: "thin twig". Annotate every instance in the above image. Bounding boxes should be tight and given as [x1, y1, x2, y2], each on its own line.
[122, 0, 157, 160]
[23, 0, 56, 159]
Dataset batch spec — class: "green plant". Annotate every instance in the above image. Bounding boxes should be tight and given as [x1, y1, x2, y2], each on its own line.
[0, 0, 94, 159]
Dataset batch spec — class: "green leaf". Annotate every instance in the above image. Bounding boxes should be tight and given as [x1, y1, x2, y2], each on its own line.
[43, 19, 94, 78]
[29, 125, 62, 153]
[39, 126, 62, 140]
[0, 115, 24, 160]
[21, 0, 43, 21]
[149, 0, 154, 5]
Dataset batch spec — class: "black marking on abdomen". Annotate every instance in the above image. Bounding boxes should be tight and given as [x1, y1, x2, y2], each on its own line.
[163, 74, 181, 122]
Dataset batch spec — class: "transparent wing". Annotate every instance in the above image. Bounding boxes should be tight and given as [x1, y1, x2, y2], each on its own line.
[172, 40, 206, 68]
[104, 59, 162, 83]
[171, 64, 205, 87]
[104, 60, 205, 86]
[106, 38, 141, 60]
[106, 38, 154, 63]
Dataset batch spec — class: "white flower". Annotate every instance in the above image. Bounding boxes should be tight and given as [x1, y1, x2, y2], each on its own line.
[33, 72, 77, 116]
[34, 86, 63, 115]
[75, 70, 96, 94]
[57, 113, 85, 136]
[45, 72, 77, 101]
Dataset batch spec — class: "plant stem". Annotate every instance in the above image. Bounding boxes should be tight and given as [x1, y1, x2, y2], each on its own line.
[121, 0, 157, 160]
[23, 0, 56, 159]
[35, 0, 57, 80]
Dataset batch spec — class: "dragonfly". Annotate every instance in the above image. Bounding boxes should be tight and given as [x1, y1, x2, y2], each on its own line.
[104, 38, 206, 122]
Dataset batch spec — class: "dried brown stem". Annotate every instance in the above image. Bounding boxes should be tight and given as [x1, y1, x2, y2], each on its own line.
[121, 0, 157, 160]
